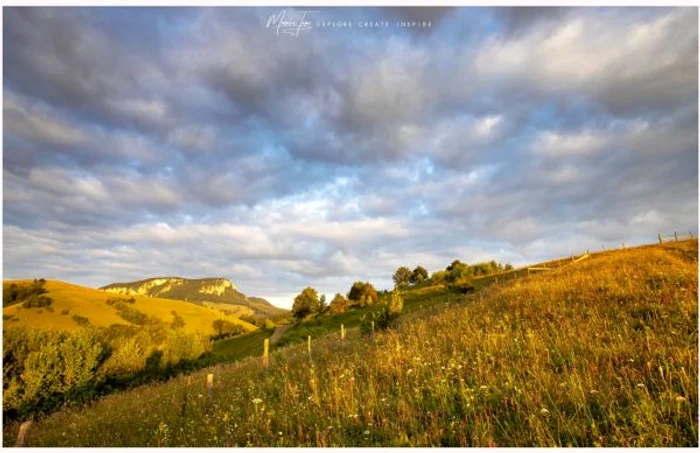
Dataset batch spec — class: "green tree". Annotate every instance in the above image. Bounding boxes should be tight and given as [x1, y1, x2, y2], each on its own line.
[328, 293, 350, 314]
[393, 266, 412, 287]
[446, 260, 471, 283]
[292, 287, 321, 319]
[410, 266, 429, 284]
[347, 282, 378, 306]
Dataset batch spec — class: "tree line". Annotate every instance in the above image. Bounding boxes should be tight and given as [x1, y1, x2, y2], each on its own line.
[291, 258, 513, 321]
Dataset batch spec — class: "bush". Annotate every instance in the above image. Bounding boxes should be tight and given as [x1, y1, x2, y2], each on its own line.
[3, 328, 106, 418]
[21, 294, 53, 309]
[4, 279, 49, 307]
[212, 319, 247, 340]
[72, 315, 91, 326]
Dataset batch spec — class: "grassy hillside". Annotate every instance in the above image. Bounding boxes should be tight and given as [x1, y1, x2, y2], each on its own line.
[2, 280, 256, 336]
[100, 277, 287, 318]
[7, 240, 696, 447]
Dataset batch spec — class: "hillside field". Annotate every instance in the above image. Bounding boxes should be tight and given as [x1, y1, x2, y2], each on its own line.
[5, 240, 697, 447]
[2, 280, 256, 336]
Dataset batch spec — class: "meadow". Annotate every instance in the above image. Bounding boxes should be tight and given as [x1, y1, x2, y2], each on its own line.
[5, 240, 697, 447]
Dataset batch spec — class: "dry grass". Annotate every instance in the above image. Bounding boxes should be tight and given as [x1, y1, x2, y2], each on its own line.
[6, 241, 697, 447]
[2, 280, 256, 335]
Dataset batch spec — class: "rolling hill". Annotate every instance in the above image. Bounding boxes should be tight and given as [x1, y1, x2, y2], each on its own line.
[99, 277, 287, 318]
[2, 280, 257, 336]
[7, 240, 697, 447]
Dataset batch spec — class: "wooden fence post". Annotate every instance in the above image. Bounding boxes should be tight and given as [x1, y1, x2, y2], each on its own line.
[262, 338, 269, 369]
[340, 324, 345, 341]
[307, 335, 312, 362]
[674, 231, 678, 242]
[690, 230, 694, 239]
[622, 243, 626, 250]
[15, 421, 33, 447]
[658, 233, 663, 244]
[371, 321, 375, 342]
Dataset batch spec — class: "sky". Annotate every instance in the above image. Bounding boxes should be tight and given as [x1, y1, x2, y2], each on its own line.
[3, 6, 698, 309]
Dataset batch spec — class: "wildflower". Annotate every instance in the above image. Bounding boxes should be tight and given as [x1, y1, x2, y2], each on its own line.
[540, 408, 550, 415]
[278, 432, 283, 436]
[676, 396, 687, 403]
[589, 390, 599, 394]
[480, 385, 488, 390]
[636, 383, 645, 388]
[252, 397, 263, 404]
[363, 430, 370, 436]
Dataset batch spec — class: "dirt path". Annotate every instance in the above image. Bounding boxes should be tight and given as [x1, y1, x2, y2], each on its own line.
[269, 324, 292, 344]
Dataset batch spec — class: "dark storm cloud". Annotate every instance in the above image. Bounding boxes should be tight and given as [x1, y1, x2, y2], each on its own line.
[3, 7, 697, 308]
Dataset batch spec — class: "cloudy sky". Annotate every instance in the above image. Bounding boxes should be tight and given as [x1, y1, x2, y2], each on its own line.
[3, 7, 698, 308]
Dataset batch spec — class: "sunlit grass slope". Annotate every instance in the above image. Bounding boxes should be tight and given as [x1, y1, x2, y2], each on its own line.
[2, 280, 256, 335]
[7, 240, 698, 447]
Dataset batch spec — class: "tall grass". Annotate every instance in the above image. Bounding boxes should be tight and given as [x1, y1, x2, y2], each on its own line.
[6, 241, 697, 447]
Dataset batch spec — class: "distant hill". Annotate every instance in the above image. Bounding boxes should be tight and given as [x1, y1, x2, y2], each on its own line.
[2, 280, 257, 335]
[99, 277, 287, 318]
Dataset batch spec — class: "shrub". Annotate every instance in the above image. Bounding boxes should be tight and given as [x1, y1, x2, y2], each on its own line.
[4, 279, 50, 307]
[170, 311, 186, 329]
[212, 319, 246, 340]
[21, 294, 53, 309]
[161, 330, 210, 367]
[72, 315, 91, 327]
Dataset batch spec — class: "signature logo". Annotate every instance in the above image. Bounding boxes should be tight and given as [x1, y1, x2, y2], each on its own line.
[266, 10, 316, 37]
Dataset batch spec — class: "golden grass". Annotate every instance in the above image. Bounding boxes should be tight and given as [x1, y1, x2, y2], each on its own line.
[2, 280, 256, 335]
[6, 241, 697, 447]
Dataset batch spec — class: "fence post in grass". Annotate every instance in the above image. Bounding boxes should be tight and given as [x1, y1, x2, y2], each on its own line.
[14, 421, 33, 447]
[658, 233, 663, 244]
[340, 324, 345, 341]
[690, 230, 694, 239]
[262, 338, 270, 369]
[307, 335, 312, 362]
[371, 321, 375, 342]
[622, 243, 626, 250]
[675, 231, 678, 242]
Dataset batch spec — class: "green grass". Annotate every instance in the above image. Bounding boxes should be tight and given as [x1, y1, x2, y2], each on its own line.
[8, 240, 696, 447]
[197, 328, 275, 367]
[275, 285, 460, 348]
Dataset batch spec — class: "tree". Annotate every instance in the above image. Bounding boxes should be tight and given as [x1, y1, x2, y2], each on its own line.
[292, 287, 321, 319]
[319, 294, 327, 313]
[410, 266, 429, 284]
[446, 260, 470, 283]
[393, 266, 412, 287]
[347, 282, 378, 306]
[329, 294, 350, 314]
[504, 263, 514, 271]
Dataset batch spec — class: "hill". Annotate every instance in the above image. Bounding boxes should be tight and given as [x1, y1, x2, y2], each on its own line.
[7, 240, 697, 447]
[100, 277, 286, 318]
[2, 280, 257, 336]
